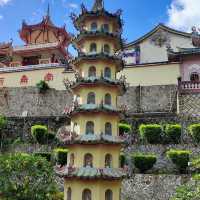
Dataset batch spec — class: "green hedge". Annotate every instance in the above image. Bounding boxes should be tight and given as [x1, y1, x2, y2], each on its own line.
[54, 148, 68, 166]
[132, 153, 157, 173]
[139, 124, 162, 144]
[188, 124, 200, 143]
[119, 123, 131, 134]
[167, 149, 191, 173]
[165, 124, 181, 144]
[34, 152, 52, 162]
[31, 125, 55, 144]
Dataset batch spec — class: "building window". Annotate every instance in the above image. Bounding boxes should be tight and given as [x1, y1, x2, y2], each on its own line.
[82, 189, 92, 200]
[104, 67, 111, 78]
[87, 92, 95, 104]
[105, 154, 112, 168]
[84, 154, 93, 167]
[91, 22, 97, 32]
[190, 72, 199, 82]
[67, 187, 72, 200]
[69, 153, 75, 167]
[101, 24, 109, 33]
[90, 43, 97, 53]
[105, 189, 113, 200]
[105, 93, 111, 106]
[20, 75, 28, 84]
[44, 73, 53, 81]
[105, 122, 112, 136]
[103, 44, 110, 54]
[88, 66, 96, 77]
[86, 121, 94, 135]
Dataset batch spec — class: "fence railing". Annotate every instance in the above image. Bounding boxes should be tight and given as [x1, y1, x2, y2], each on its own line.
[178, 80, 200, 93]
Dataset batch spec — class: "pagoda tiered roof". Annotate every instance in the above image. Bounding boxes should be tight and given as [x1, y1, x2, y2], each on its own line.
[70, 52, 124, 72]
[57, 132, 125, 145]
[70, 0, 123, 31]
[56, 166, 126, 180]
[69, 76, 127, 95]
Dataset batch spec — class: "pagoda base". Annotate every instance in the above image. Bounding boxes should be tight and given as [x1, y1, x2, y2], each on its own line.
[64, 178, 121, 200]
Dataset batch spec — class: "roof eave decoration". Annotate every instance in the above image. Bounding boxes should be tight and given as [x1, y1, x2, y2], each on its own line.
[125, 23, 191, 48]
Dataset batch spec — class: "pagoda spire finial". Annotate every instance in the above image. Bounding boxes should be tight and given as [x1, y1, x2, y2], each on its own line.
[47, 3, 50, 17]
[92, 0, 104, 12]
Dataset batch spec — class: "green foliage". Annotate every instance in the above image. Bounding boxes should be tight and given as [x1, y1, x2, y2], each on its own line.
[139, 124, 162, 144]
[0, 115, 7, 130]
[188, 124, 200, 143]
[36, 80, 50, 93]
[0, 153, 58, 200]
[132, 153, 157, 173]
[54, 148, 68, 166]
[119, 123, 132, 134]
[170, 184, 200, 200]
[165, 124, 181, 144]
[167, 149, 191, 173]
[31, 125, 55, 144]
[52, 192, 64, 200]
[34, 152, 52, 162]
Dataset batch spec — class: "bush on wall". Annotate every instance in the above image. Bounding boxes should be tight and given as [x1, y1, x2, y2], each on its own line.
[31, 125, 55, 145]
[119, 123, 132, 135]
[165, 124, 181, 144]
[188, 124, 200, 143]
[54, 148, 68, 166]
[139, 124, 162, 144]
[36, 80, 50, 93]
[132, 153, 157, 173]
[167, 149, 191, 173]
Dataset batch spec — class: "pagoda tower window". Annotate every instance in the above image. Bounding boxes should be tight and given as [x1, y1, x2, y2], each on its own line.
[105, 122, 112, 136]
[86, 121, 94, 135]
[91, 22, 97, 32]
[67, 187, 72, 200]
[84, 154, 93, 167]
[88, 66, 96, 77]
[104, 67, 111, 78]
[103, 44, 110, 55]
[105, 93, 111, 105]
[105, 189, 113, 200]
[82, 189, 92, 200]
[87, 92, 96, 104]
[105, 154, 112, 168]
[190, 72, 199, 82]
[101, 24, 109, 33]
[90, 43, 97, 54]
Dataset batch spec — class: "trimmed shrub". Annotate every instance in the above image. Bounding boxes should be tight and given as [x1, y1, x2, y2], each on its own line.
[188, 124, 200, 143]
[119, 123, 131, 135]
[54, 148, 68, 166]
[31, 125, 48, 144]
[139, 124, 162, 144]
[132, 153, 157, 173]
[36, 80, 49, 93]
[34, 152, 52, 162]
[0, 115, 7, 130]
[167, 149, 191, 173]
[165, 124, 181, 144]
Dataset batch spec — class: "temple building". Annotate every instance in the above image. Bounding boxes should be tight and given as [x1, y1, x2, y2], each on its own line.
[56, 0, 127, 199]
[0, 6, 74, 89]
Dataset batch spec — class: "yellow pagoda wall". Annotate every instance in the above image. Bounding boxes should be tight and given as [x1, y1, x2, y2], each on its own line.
[0, 68, 74, 90]
[74, 85, 119, 105]
[67, 144, 121, 168]
[64, 179, 121, 200]
[71, 113, 120, 136]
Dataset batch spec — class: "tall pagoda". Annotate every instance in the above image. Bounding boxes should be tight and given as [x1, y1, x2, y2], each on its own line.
[57, 0, 127, 199]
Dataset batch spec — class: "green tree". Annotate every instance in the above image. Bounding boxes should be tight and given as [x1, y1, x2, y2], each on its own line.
[0, 153, 58, 200]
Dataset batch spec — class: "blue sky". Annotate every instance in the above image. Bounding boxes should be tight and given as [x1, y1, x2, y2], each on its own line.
[0, 0, 199, 46]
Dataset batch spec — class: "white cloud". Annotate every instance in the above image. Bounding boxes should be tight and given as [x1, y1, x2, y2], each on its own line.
[68, 3, 78, 9]
[0, 15, 3, 20]
[167, 0, 200, 32]
[0, 0, 11, 6]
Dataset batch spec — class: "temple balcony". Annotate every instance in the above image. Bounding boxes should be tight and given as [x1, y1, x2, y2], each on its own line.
[178, 78, 200, 93]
